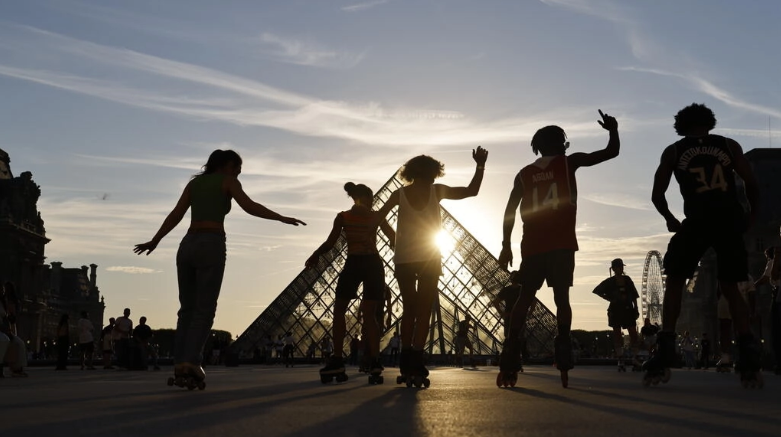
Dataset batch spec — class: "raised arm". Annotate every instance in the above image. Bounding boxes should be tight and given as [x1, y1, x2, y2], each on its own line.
[727, 139, 759, 227]
[133, 184, 192, 255]
[651, 146, 681, 232]
[375, 189, 400, 222]
[305, 214, 344, 268]
[437, 146, 488, 200]
[228, 177, 306, 226]
[568, 110, 620, 170]
[498, 177, 523, 269]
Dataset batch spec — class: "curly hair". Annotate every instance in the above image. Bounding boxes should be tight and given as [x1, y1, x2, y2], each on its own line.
[398, 155, 445, 183]
[674, 103, 717, 135]
[531, 126, 566, 155]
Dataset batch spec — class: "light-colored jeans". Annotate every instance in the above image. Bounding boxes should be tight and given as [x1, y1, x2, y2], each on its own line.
[175, 232, 226, 365]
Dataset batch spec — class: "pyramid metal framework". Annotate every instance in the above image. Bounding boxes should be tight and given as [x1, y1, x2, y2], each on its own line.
[232, 173, 559, 359]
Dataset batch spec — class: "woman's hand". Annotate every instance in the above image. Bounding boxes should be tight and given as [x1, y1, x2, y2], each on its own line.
[472, 146, 488, 166]
[281, 216, 307, 226]
[133, 241, 158, 256]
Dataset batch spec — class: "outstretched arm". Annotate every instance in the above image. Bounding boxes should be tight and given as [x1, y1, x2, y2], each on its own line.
[651, 146, 681, 232]
[305, 214, 344, 268]
[568, 110, 620, 170]
[134, 184, 192, 255]
[437, 147, 488, 200]
[375, 189, 400, 222]
[228, 178, 306, 226]
[498, 178, 523, 269]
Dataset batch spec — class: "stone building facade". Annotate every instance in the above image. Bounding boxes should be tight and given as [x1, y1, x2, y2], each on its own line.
[0, 148, 105, 353]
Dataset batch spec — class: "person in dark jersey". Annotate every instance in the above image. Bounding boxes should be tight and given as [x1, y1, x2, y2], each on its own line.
[306, 182, 395, 383]
[592, 258, 640, 372]
[135, 149, 305, 387]
[649, 103, 760, 387]
[375, 147, 488, 386]
[499, 110, 620, 387]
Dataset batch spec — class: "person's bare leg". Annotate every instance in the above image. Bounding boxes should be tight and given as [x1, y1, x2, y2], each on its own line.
[552, 286, 572, 335]
[360, 300, 380, 358]
[720, 282, 749, 334]
[397, 276, 418, 349]
[333, 299, 349, 357]
[662, 276, 687, 331]
[412, 275, 439, 349]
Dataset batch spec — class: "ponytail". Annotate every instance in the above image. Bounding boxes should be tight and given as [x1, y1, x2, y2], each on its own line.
[197, 149, 243, 176]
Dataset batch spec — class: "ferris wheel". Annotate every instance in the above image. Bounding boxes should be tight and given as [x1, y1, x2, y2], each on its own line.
[641, 250, 665, 325]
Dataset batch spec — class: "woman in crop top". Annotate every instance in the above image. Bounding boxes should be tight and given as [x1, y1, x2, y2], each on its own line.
[306, 182, 395, 379]
[376, 147, 488, 379]
[134, 149, 306, 381]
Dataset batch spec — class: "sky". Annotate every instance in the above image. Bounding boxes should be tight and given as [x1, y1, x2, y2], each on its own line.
[1, 0, 779, 337]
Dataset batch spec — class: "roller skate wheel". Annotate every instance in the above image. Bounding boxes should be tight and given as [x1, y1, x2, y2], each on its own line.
[335, 373, 348, 383]
[396, 375, 404, 385]
[496, 373, 503, 388]
[423, 378, 430, 388]
[377, 376, 384, 384]
[198, 381, 206, 390]
[406, 379, 412, 388]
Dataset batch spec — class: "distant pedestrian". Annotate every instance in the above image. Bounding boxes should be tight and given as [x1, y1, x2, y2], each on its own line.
[388, 331, 400, 367]
[77, 311, 96, 370]
[592, 258, 640, 371]
[114, 308, 133, 369]
[133, 316, 160, 370]
[681, 331, 696, 370]
[699, 333, 711, 369]
[100, 318, 115, 369]
[754, 245, 780, 374]
[283, 331, 295, 367]
[56, 313, 70, 371]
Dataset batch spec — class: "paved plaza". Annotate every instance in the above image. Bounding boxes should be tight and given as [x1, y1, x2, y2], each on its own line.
[2, 364, 779, 437]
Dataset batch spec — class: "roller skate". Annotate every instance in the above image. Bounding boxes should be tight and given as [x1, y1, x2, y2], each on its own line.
[735, 334, 763, 389]
[497, 335, 521, 387]
[167, 363, 206, 391]
[715, 353, 732, 373]
[396, 348, 430, 388]
[641, 331, 674, 387]
[358, 355, 372, 374]
[319, 356, 348, 384]
[554, 335, 574, 388]
[368, 358, 384, 385]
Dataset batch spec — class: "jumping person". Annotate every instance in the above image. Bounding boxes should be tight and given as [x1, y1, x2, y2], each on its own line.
[376, 147, 488, 386]
[134, 149, 305, 388]
[649, 103, 760, 387]
[592, 258, 640, 372]
[499, 110, 620, 387]
[306, 182, 395, 383]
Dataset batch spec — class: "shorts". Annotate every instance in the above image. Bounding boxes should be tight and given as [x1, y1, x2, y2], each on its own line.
[608, 309, 638, 329]
[394, 258, 443, 281]
[335, 254, 386, 301]
[519, 249, 575, 291]
[79, 342, 94, 354]
[663, 218, 748, 282]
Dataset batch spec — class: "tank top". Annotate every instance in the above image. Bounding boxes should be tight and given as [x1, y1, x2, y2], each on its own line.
[671, 135, 742, 221]
[394, 185, 441, 264]
[340, 208, 379, 255]
[190, 173, 231, 222]
[518, 155, 578, 257]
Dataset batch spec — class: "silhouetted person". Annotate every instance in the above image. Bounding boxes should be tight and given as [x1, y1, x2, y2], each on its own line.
[134, 149, 305, 384]
[699, 333, 711, 369]
[455, 315, 475, 368]
[306, 182, 394, 381]
[376, 147, 488, 384]
[592, 258, 640, 371]
[754, 245, 780, 374]
[100, 317, 115, 369]
[649, 103, 760, 385]
[56, 313, 70, 371]
[77, 311, 96, 370]
[133, 316, 160, 370]
[114, 308, 133, 369]
[499, 110, 620, 387]
[388, 331, 400, 367]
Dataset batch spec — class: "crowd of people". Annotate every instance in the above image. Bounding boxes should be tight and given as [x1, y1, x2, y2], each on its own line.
[3, 103, 779, 390]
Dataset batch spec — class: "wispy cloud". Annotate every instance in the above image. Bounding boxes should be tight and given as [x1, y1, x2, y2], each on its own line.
[105, 266, 160, 274]
[581, 192, 651, 211]
[0, 25, 615, 149]
[342, 0, 389, 12]
[259, 32, 364, 69]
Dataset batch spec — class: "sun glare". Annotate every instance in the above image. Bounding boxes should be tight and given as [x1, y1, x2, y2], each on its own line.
[435, 230, 456, 255]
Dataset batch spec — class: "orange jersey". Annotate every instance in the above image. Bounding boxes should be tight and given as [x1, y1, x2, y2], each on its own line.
[518, 155, 578, 256]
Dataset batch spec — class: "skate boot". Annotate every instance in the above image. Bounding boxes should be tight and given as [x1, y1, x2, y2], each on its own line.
[735, 333, 763, 389]
[716, 353, 732, 373]
[396, 347, 413, 385]
[641, 331, 674, 387]
[554, 335, 574, 388]
[368, 358, 385, 385]
[630, 346, 642, 372]
[497, 335, 521, 388]
[319, 356, 348, 384]
[412, 349, 430, 388]
[168, 362, 206, 390]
